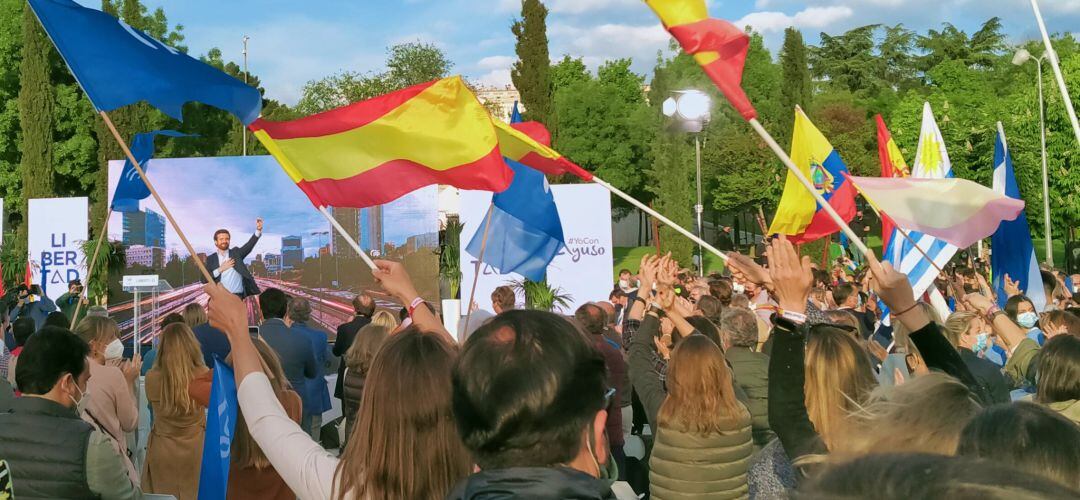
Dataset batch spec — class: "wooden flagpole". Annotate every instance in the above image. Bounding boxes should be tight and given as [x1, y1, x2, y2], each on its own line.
[747, 118, 872, 259]
[70, 208, 112, 329]
[461, 203, 495, 339]
[99, 111, 214, 284]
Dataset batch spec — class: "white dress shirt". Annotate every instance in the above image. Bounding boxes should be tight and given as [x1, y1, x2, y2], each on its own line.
[214, 249, 244, 294]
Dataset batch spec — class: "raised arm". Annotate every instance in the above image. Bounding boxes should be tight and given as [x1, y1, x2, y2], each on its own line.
[373, 260, 453, 344]
[764, 236, 827, 459]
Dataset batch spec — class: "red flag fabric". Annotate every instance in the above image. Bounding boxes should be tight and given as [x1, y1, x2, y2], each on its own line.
[875, 114, 910, 249]
[647, 0, 757, 121]
[24, 262, 31, 288]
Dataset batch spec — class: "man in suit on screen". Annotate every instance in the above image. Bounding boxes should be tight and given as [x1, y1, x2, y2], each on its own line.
[204, 218, 262, 299]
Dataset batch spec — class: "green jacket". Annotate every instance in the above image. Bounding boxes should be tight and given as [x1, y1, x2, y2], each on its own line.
[650, 417, 754, 500]
[1049, 399, 1080, 425]
[1004, 338, 1040, 388]
[724, 347, 773, 446]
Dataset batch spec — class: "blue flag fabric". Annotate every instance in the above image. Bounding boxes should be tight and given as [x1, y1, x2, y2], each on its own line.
[111, 130, 191, 212]
[198, 357, 238, 500]
[991, 125, 1046, 311]
[28, 0, 261, 124]
[466, 103, 565, 282]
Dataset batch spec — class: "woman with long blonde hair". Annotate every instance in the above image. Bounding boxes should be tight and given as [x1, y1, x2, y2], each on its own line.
[651, 334, 753, 499]
[803, 328, 877, 451]
[341, 323, 390, 445]
[228, 337, 302, 500]
[142, 322, 212, 500]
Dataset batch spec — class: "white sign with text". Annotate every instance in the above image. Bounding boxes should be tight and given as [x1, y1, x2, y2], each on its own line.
[459, 184, 614, 317]
[28, 197, 88, 302]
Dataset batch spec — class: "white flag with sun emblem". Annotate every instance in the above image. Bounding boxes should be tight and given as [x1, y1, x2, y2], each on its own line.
[911, 102, 953, 180]
[882, 101, 958, 320]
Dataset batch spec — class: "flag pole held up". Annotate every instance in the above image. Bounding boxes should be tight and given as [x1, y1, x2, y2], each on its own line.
[70, 208, 112, 329]
[747, 118, 871, 259]
[100, 112, 214, 284]
[1030, 0, 1080, 146]
[591, 177, 729, 262]
[317, 206, 378, 271]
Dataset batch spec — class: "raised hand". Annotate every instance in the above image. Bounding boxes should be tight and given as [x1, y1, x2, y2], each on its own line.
[726, 251, 772, 291]
[866, 255, 915, 314]
[204, 283, 248, 341]
[120, 360, 139, 386]
[670, 295, 694, 318]
[638, 254, 659, 294]
[963, 292, 995, 315]
[766, 235, 813, 314]
[372, 259, 419, 303]
[255, 218, 264, 232]
[1003, 274, 1021, 297]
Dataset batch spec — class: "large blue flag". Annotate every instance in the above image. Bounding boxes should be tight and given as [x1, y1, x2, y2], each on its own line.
[991, 123, 1046, 310]
[111, 130, 192, 212]
[466, 103, 565, 282]
[198, 357, 238, 500]
[28, 0, 261, 124]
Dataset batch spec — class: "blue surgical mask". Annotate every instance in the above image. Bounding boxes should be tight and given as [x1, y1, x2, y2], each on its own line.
[973, 332, 989, 353]
[1018, 311, 1038, 329]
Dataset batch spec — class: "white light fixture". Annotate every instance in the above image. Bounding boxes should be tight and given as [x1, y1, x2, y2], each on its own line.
[675, 90, 710, 121]
[662, 97, 678, 118]
[1012, 48, 1032, 66]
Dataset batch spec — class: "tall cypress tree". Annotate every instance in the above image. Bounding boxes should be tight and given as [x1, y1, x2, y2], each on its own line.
[17, 3, 55, 257]
[510, 0, 553, 127]
[779, 27, 811, 139]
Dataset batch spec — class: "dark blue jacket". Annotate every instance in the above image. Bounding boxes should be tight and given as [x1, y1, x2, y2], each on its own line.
[259, 318, 317, 407]
[192, 322, 231, 368]
[292, 322, 332, 416]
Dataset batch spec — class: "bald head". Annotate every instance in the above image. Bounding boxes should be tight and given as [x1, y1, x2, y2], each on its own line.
[597, 301, 616, 325]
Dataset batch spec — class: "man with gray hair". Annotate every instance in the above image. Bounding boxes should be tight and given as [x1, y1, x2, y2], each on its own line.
[289, 297, 332, 439]
[720, 307, 773, 447]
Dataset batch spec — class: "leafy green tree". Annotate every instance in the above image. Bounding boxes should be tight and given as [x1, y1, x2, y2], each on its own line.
[780, 27, 812, 140]
[297, 42, 452, 115]
[17, 3, 55, 257]
[597, 58, 645, 105]
[648, 132, 694, 265]
[811, 25, 881, 97]
[511, 0, 553, 126]
[550, 55, 589, 93]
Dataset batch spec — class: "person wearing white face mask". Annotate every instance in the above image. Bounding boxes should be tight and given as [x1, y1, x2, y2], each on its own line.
[1005, 295, 1045, 346]
[943, 312, 1011, 405]
[74, 316, 141, 484]
[0, 326, 142, 499]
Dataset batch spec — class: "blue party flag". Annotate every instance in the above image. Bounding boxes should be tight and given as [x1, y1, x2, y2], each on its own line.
[466, 103, 565, 281]
[28, 0, 262, 124]
[197, 357, 238, 500]
[111, 130, 192, 212]
[991, 123, 1046, 310]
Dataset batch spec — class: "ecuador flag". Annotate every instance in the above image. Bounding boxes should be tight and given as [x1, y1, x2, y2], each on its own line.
[768, 107, 856, 242]
[250, 76, 584, 208]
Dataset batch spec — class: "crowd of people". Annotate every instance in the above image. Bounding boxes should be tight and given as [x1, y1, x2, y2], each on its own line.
[1, 235, 1080, 499]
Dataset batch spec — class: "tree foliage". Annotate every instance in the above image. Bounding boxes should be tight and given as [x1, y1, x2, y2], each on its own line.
[17, 3, 55, 258]
[510, 0, 553, 126]
[297, 42, 452, 115]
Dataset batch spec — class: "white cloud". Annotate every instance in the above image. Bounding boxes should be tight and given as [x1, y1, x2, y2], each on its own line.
[735, 6, 854, 33]
[476, 55, 516, 70]
[547, 0, 638, 14]
[475, 69, 513, 87]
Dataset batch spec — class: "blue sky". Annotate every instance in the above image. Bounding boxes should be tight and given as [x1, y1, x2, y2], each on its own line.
[97, 0, 1080, 106]
[106, 156, 437, 258]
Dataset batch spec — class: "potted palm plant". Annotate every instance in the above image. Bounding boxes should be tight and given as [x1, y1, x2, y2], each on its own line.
[509, 277, 572, 313]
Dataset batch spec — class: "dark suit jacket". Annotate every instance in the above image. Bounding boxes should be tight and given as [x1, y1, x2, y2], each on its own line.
[259, 318, 317, 405]
[333, 315, 371, 399]
[203, 233, 261, 298]
[193, 322, 231, 367]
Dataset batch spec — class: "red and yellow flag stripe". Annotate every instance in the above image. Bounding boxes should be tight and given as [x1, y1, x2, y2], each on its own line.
[250, 76, 513, 208]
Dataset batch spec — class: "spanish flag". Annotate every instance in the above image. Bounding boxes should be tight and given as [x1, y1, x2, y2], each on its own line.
[875, 114, 909, 249]
[768, 107, 856, 242]
[250, 76, 585, 208]
[645, 0, 757, 120]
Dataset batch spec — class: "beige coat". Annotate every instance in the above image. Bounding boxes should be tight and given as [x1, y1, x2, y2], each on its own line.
[142, 369, 212, 500]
